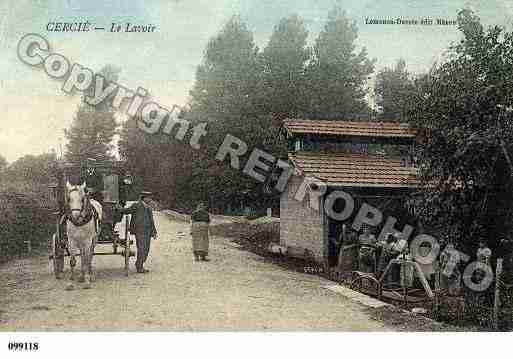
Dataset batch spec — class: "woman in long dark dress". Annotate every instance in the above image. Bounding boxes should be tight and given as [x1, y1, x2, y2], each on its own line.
[190, 202, 211, 261]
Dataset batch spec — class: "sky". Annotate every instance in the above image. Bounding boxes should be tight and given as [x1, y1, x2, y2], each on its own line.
[0, 0, 512, 163]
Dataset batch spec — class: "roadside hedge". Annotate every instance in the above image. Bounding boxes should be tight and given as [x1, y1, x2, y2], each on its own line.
[0, 190, 54, 263]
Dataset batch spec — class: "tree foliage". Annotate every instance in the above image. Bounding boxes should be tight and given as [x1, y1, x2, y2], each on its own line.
[409, 9, 513, 254]
[191, 17, 285, 211]
[307, 8, 375, 117]
[0, 154, 7, 172]
[64, 105, 117, 163]
[189, 16, 262, 120]
[120, 10, 374, 213]
[118, 110, 195, 209]
[262, 15, 310, 119]
[1, 153, 56, 184]
[64, 65, 120, 163]
[375, 59, 415, 120]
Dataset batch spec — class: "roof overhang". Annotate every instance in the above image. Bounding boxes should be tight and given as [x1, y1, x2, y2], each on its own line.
[283, 119, 418, 139]
[288, 152, 419, 190]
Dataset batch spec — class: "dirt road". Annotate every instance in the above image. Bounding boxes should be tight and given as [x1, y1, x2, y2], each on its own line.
[1, 212, 391, 331]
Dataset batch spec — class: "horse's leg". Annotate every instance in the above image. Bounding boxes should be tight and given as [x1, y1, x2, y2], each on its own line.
[82, 247, 92, 289]
[66, 254, 76, 290]
[77, 252, 85, 282]
[89, 238, 96, 283]
[70, 255, 76, 280]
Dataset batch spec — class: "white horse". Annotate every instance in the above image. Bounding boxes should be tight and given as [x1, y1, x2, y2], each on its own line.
[65, 182, 102, 290]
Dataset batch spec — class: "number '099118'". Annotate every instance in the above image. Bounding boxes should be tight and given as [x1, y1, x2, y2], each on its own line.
[8, 342, 39, 351]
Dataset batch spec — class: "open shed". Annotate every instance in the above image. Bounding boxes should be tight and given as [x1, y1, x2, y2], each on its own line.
[279, 119, 419, 267]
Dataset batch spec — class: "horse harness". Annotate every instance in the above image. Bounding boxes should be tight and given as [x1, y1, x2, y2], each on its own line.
[62, 188, 100, 234]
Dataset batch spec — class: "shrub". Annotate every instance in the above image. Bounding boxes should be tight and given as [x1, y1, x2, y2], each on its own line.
[0, 189, 54, 263]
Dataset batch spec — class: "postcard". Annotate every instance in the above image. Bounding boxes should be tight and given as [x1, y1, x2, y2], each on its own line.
[1, 0, 513, 356]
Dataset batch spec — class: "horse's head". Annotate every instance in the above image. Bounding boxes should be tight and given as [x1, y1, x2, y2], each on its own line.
[66, 181, 87, 220]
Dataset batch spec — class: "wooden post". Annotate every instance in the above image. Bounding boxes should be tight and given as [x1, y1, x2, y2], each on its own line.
[433, 266, 444, 319]
[413, 262, 434, 298]
[500, 140, 513, 175]
[124, 215, 130, 277]
[24, 240, 32, 254]
[321, 197, 330, 275]
[493, 258, 503, 330]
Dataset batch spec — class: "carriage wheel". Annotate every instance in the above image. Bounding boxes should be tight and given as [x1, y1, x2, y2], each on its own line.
[52, 226, 65, 279]
[124, 216, 130, 276]
[124, 240, 130, 277]
[350, 274, 379, 297]
[113, 234, 118, 254]
[350, 276, 363, 292]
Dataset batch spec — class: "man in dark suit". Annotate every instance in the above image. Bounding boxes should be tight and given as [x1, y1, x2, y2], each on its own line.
[119, 191, 157, 273]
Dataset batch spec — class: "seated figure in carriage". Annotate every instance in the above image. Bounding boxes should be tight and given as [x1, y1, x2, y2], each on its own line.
[81, 165, 132, 242]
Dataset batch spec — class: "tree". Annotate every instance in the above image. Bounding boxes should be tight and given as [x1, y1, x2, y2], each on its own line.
[118, 107, 195, 209]
[2, 153, 56, 184]
[262, 15, 310, 119]
[64, 65, 120, 163]
[0, 153, 56, 260]
[189, 16, 262, 121]
[375, 59, 415, 120]
[64, 105, 117, 163]
[307, 7, 375, 117]
[188, 16, 284, 212]
[0, 154, 7, 172]
[122, 10, 377, 212]
[409, 9, 513, 257]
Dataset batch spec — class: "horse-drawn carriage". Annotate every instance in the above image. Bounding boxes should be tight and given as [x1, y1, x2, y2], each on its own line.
[48, 158, 135, 283]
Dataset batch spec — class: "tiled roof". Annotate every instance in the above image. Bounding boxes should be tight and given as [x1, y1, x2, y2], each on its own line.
[283, 119, 417, 138]
[290, 152, 419, 188]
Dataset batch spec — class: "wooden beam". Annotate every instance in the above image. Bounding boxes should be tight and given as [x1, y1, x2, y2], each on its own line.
[500, 140, 513, 176]
[413, 262, 434, 299]
[493, 258, 503, 330]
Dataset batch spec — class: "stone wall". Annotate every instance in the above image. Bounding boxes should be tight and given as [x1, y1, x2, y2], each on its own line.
[279, 175, 325, 262]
